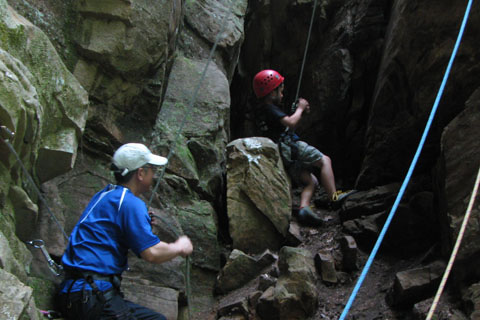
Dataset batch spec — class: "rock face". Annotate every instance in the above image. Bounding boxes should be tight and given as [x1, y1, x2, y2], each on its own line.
[73, 0, 183, 146]
[437, 88, 480, 283]
[0, 268, 40, 320]
[226, 137, 292, 254]
[0, 0, 88, 284]
[357, 0, 480, 189]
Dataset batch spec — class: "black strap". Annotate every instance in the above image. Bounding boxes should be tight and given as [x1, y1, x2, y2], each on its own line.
[85, 275, 106, 304]
[64, 269, 121, 306]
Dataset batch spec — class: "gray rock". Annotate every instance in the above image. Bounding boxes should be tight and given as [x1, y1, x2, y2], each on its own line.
[176, 200, 220, 271]
[342, 211, 384, 246]
[0, 268, 40, 320]
[0, 230, 30, 282]
[286, 221, 304, 246]
[257, 247, 318, 319]
[8, 185, 38, 242]
[340, 184, 399, 221]
[226, 137, 291, 254]
[386, 260, 446, 308]
[463, 282, 480, 318]
[340, 235, 358, 271]
[122, 278, 179, 320]
[258, 273, 277, 292]
[216, 249, 276, 294]
[217, 295, 249, 319]
[315, 250, 337, 284]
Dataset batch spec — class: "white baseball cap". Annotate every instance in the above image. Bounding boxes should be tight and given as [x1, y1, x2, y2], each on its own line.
[113, 143, 168, 176]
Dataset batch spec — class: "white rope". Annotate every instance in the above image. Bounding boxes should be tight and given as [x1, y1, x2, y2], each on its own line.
[426, 166, 480, 320]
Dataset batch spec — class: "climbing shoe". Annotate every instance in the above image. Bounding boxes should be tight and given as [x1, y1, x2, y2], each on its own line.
[297, 206, 322, 227]
[330, 190, 357, 209]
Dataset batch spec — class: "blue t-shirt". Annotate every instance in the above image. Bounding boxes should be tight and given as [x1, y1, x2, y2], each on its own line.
[60, 184, 160, 292]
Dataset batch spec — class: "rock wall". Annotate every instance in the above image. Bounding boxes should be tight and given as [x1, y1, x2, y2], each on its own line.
[0, 0, 88, 315]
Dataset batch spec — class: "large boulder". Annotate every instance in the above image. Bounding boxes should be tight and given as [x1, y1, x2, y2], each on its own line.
[226, 137, 292, 254]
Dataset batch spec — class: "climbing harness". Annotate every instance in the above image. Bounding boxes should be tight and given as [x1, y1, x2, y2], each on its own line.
[26, 239, 64, 277]
[425, 166, 480, 320]
[339, 1, 474, 319]
[146, 1, 235, 319]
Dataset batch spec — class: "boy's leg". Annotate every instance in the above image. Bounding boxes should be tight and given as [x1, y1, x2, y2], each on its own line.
[314, 155, 336, 199]
[299, 171, 317, 208]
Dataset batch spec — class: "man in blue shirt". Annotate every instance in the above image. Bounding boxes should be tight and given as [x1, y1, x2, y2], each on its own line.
[59, 143, 193, 320]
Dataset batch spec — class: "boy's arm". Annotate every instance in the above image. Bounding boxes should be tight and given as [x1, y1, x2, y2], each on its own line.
[280, 98, 310, 129]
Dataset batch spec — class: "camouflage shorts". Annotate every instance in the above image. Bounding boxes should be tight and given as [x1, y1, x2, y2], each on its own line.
[279, 139, 323, 184]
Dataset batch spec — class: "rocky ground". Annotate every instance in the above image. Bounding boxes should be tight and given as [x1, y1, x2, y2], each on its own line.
[201, 187, 469, 320]
[298, 189, 466, 320]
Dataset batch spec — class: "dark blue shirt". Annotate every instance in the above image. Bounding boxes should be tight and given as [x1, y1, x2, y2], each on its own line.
[60, 184, 160, 292]
[256, 103, 288, 142]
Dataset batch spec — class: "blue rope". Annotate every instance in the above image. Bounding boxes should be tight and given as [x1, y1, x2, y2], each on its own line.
[339, 1, 474, 319]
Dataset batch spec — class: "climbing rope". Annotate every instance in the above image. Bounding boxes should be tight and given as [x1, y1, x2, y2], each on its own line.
[425, 166, 480, 320]
[146, 2, 235, 319]
[292, 0, 318, 110]
[339, 1, 474, 319]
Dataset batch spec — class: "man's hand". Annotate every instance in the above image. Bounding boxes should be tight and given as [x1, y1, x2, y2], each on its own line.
[175, 236, 193, 257]
[141, 235, 193, 263]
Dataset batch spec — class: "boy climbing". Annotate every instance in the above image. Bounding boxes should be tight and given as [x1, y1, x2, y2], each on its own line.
[253, 69, 354, 225]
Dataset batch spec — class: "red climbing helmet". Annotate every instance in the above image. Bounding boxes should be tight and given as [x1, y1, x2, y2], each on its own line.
[253, 69, 284, 98]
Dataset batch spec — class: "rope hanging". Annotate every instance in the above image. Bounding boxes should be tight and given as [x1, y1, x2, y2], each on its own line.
[292, 0, 318, 108]
[339, 1, 474, 318]
[425, 166, 480, 320]
[146, 2, 235, 319]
